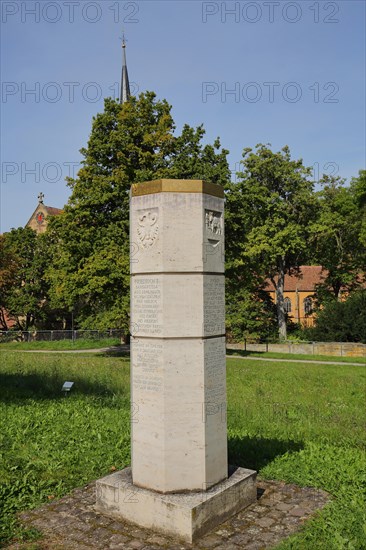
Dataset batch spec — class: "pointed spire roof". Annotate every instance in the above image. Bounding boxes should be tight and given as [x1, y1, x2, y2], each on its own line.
[120, 35, 130, 104]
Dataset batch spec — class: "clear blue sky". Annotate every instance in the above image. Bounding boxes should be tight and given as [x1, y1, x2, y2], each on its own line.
[1, 0, 365, 232]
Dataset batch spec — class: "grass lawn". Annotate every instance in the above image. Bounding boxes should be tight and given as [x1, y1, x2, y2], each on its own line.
[0, 352, 365, 548]
[0, 338, 121, 351]
[226, 348, 366, 364]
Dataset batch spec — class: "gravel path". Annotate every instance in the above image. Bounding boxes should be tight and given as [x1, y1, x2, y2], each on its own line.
[226, 354, 365, 366]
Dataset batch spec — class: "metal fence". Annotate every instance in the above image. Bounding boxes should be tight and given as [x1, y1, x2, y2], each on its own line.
[0, 329, 125, 343]
[2, 330, 364, 358]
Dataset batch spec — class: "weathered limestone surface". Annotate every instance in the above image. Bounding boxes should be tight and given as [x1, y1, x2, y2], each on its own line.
[96, 180, 256, 541]
[130, 180, 227, 493]
[96, 467, 256, 543]
[130, 180, 224, 274]
[131, 336, 227, 492]
[131, 274, 225, 338]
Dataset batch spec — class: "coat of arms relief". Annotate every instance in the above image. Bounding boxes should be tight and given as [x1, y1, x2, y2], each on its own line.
[136, 209, 159, 249]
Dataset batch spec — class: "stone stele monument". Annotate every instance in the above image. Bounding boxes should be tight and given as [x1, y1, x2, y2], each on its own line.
[96, 179, 256, 542]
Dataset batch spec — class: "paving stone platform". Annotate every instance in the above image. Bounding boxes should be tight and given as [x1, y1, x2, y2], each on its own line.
[9, 478, 330, 550]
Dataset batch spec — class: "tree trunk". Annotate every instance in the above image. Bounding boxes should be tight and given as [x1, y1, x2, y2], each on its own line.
[0, 308, 8, 331]
[276, 261, 287, 340]
[334, 282, 342, 301]
[24, 313, 31, 331]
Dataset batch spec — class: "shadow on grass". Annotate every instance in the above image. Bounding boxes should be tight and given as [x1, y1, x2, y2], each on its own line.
[226, 349, 265, 358]
[105, 347, 254, 359]
[0, 372, 118, 402]
[228, 434, 303, 471]
[98, 346, 130, 358]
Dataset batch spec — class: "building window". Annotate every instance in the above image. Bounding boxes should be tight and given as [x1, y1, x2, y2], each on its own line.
[304, 296, 313, 315]
[284, 297, 292, 313]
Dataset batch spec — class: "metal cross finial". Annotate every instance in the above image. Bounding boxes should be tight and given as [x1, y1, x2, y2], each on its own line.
[119, 31, 130, 104]
[38, 192, 44, 203]
[120, 30, 127, 48]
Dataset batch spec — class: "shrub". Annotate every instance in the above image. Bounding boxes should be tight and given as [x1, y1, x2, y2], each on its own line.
[305, 290, 366, 342]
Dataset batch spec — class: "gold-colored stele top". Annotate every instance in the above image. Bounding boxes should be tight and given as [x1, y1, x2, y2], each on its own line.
[131, 179, 225, 199]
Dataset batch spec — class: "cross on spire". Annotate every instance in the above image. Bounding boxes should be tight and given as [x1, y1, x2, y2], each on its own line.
[120, 32, 131, 104]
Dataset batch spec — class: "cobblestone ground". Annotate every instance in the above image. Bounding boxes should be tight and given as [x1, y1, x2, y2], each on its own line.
[8, 479, 330, 550]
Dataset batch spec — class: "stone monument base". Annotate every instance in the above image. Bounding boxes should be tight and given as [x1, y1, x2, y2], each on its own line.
[95, 466, 257, 543]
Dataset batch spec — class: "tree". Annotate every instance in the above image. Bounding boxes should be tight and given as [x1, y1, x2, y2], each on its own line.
[310, 174, 365, 301]
[47, 92, 230, 330]
[225, 282, 277, 342]
[351, 169, 366, 251]
[0, 234, 19, 330]
[226, 144, 316, 340]
[1, 228, 57, 330]
[306, 290, 366, 343]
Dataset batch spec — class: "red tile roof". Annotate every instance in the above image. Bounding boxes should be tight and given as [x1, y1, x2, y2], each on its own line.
[265, 266, 327, 292]
[1, 308, 17, 329]
[44, 205, 63, 216]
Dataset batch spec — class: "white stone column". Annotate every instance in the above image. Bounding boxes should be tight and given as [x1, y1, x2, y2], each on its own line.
[96, 180, 256, 542]
[130, 179, 227, 493]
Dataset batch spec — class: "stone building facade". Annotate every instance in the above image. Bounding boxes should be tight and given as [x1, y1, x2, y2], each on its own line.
[26, 193, 62, 234]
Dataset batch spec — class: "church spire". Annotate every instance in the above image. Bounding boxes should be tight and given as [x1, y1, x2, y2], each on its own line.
[120, 34, 130, 104]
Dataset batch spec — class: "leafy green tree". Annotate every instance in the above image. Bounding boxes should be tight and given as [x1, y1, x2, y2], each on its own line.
[0, 234, 19, 330]
[305, 290, 366, 343]
[225, 282, 277, 342]
[1, 228, 58, 330]
[351, 169, 366, 251]
[47, 93, 230, 330]
[310, 174, 365, 301]
[226, 144, 316, 340]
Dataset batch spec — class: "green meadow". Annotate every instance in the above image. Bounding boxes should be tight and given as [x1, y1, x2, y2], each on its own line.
[0, 337, 121, 351]
[0, 352, 365, 548]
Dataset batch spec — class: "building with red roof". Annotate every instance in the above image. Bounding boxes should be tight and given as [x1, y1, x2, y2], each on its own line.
[265, 266, 328, 326]
[26, 192, 62, 234]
